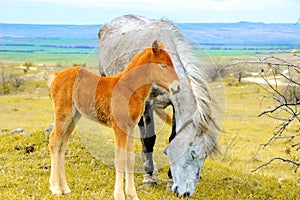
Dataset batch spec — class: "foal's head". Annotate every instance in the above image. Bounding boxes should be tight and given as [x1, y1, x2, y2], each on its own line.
[125, 40, 180, 94]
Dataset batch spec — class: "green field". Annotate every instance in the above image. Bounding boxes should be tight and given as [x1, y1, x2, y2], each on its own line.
[1, 48, 293, 66]
[0, 51, 99, 66]
[0, 38, 98, 66]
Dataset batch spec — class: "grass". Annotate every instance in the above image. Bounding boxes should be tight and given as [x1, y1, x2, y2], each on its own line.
[0, 66, 299, 199]
[0, 131, 298, 199]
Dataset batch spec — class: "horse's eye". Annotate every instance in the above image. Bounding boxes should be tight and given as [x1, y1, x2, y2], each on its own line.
[160, 64, 167, 69]
[191, 153, 195, 160]
[191, 150, 197, 160]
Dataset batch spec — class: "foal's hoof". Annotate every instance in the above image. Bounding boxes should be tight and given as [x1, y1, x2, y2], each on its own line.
[50, 186, 71, 195]
[49, 186, 62, 195]
[62, 188, 71, 195]
[142, 174, 157, 188]
[127, 196, 139, 200]
[166, 179, 174, 192]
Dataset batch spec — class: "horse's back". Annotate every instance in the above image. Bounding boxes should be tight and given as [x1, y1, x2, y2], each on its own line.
[98, 14, 177, 75]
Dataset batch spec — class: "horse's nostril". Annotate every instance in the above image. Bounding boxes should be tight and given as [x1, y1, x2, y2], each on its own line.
[183, 192, 191, 197]
[171, 83, 180, 94]
[176, 84, 180, 93]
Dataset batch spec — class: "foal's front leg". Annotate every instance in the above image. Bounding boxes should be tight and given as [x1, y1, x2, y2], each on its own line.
[114, 126, 139, 200]
[126, 134, 139, 200]
[114, 146, 126, 200]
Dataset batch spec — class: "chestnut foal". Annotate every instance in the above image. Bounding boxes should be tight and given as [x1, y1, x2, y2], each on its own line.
[48, 40, 180, 200]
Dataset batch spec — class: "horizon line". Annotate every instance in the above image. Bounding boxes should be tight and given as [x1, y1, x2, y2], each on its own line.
[1, 21, 299, 26]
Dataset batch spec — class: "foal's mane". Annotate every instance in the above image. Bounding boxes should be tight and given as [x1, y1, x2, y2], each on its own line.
[154, 19, 220, 155]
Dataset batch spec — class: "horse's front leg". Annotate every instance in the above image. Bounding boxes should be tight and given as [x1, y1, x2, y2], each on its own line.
[167, 103, 177, 189]
[138, 103, 157, 187]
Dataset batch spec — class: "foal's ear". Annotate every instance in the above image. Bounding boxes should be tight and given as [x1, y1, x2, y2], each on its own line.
[152, 40, 159, 53]
[152, 40, 164, 53]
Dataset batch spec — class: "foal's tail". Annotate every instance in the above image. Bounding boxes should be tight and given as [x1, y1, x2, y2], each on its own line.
[47, 73, 57, 98]
[47, 73, 56, 89]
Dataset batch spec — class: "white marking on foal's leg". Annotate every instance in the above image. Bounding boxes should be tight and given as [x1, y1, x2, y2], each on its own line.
[58, 143, 71, 194]
[49, 141, 62, 195]
[114, 148, 126, 200]
[57, 118, 77, 195]
[125, 136, 139, 200]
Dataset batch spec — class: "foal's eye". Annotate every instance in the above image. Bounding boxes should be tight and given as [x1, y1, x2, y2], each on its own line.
[160, 64, 167, 69]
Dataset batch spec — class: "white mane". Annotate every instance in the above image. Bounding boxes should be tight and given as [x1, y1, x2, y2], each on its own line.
[154, 19, 220, 155]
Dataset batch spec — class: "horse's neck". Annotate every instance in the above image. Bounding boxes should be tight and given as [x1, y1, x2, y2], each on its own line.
[171, 76, 197, 127]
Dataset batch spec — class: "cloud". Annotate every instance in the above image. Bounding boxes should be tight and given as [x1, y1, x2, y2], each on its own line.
[22, 0, 296, 13]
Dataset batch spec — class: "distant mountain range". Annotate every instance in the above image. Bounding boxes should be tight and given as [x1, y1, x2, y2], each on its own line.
[1, 22, 300, 48]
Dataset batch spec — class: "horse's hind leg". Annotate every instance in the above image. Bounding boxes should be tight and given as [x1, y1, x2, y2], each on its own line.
[138, 103, 156, 186]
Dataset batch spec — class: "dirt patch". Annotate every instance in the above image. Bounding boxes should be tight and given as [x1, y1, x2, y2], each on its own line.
[243, 76, 285, 86]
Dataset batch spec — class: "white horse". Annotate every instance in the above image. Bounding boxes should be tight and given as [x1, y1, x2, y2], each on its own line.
[98, 14, 220, 197]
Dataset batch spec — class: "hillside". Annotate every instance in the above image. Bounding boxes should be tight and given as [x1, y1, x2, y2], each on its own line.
[178, 22, 300, 47]
[1, 22, 300, 48]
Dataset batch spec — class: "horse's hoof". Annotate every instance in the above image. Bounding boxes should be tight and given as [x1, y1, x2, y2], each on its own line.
[142, 174, 157, 188]
[166, 179, 174, 192]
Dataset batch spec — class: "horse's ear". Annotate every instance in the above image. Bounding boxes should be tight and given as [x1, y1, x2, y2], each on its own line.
[152, 40, 165, 53]
[163, 146, 168, 155]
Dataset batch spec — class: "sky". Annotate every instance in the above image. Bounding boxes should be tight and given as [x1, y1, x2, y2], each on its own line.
[1, 0, 300, 24]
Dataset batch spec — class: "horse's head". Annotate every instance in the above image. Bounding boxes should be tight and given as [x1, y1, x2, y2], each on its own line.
[164, 124, 207, 197]
[163, 113, 218, 197]
[126, 40, 180, 95]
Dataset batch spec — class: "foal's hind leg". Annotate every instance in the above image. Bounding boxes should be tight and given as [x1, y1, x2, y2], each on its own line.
[49, 112, 80, 195]
[49, 126, 63, 195]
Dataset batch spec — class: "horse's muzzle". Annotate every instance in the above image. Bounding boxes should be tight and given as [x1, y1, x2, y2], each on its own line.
[170, 82, 181, 94]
